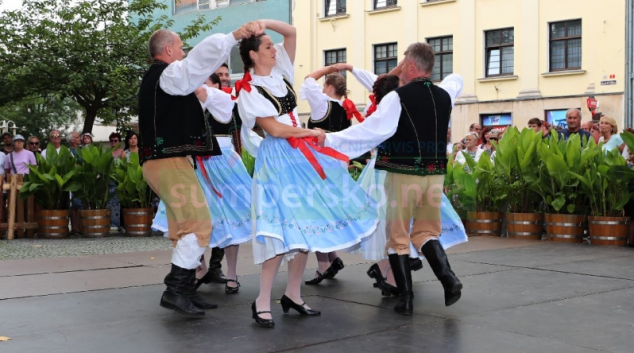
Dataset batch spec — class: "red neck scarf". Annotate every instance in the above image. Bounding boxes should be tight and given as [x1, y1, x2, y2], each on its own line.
[221, 87, 237, 100]
[365, 94, 377, 118]
[235, 71, 252, 95]
[342, 98, 364, 123]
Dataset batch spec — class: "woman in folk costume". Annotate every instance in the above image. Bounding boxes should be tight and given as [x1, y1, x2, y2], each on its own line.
[297, 66, 366, 285]
[237, 20, 377, 328]
[152, 74, 252, 295]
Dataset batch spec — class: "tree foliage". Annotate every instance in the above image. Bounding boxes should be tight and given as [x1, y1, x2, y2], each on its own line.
[0, 0, 219, 134]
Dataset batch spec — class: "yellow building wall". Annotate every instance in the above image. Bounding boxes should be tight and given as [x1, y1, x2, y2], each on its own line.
[293, 0, 626, 140]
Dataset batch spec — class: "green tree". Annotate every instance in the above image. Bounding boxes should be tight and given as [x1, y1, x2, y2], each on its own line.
[0, 0, 219, 134]
[0, 94, 80, 143]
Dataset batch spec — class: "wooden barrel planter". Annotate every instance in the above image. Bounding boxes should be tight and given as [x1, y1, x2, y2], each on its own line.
[545, 214, 586, 243]
[80, 209, 111, 238]
[588, 216, 630, 246]
[122, 208, 153, 237]
[506, 213, 544, 240]
[37, 209, 69, 239]
[467, 211, 503, 237]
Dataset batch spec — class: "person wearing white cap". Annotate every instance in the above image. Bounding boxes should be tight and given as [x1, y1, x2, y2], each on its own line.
[4, 134, 36, 175]
[81, 132, 94, 147]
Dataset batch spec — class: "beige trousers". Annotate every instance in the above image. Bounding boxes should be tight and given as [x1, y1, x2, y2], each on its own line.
[143, 157, 212, 248]
[385, 172, 445, 255]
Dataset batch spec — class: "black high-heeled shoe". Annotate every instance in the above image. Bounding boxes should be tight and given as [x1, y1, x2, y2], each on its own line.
[367, 263, 399, 297]
[280, 295, 321, 316]
[304, 270, 325, 285]
[225, 278, 240, 294]
[322, 257, 344, 279]
[251, 302, 275, 328]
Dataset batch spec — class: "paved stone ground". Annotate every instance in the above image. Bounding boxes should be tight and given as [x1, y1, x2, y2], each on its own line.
[0, 237, 633, 353]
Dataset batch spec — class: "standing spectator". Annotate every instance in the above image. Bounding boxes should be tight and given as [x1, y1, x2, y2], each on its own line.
[598, 116, 625, 153]
[558, 108, 592, 142]
[81, 132, 93, 147]
[122, 131, 140, 161]
[68, 131, 81, 157]
[479, 126, 493, 154]
[1, 132, 13, 155]
[4, 135, 36, 175]
[470, 122, 483, 144]
[541, 120, 552, 139]
[455, 132, 484, 167]
[581, 120, 593, 131]
[27, 136, 41, 154]
[528, 118, 542, 132]
[589, 123, 601, 144]
[109, 132, 124, 159]
[41, 130, 62, 159]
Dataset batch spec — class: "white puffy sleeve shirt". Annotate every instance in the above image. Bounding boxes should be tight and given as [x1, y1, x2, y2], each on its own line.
[200, 85, 235, 123]
[325, 74, 464, 159]
[160, 33, 238, 96]
[238, 42, 297, 158]
[298, 77, 343, 122]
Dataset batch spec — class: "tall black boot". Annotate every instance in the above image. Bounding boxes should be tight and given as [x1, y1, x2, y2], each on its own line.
[388, 254, 414, 316]
[184, 267, 218, 310]
[421, 240, 462, 307]
[160, 264, 205, 316]
[208, 247, 227, 283]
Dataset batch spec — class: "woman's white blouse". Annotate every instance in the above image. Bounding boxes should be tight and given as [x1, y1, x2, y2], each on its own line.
[299, 77, 343, 122]
[238, 42, 298, 157]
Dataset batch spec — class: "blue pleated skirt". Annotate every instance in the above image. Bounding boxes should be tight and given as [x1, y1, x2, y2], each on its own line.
[251, 137, 378, 264]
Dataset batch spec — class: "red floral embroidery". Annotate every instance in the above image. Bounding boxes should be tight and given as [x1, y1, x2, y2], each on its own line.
[381, 156, 389, 163]
[427, 164, 436, 172]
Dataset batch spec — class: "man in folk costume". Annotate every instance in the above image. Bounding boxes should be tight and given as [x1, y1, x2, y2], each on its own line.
[325, 42, 464, 316]
[139, 23, 257, 316]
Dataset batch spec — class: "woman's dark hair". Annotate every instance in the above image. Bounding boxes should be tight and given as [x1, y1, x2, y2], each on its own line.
[209, 73, 221, 86]
[324, 73, 347, 98]
[528, 117, 542, 127]
[239, 34, 266, 72]
[372, 74, 399, 103]
[481, 126, 492, 144]
[109, 132, 121, 141]
[124, 131, 139, 151]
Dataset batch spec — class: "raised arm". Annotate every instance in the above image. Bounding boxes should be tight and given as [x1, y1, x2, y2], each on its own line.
[160, 24, 254, 96]
[331, 63, 377, 91]
[256, 20, 296, 63]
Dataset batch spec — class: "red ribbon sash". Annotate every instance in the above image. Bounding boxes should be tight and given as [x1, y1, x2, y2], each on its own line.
[286, 136, 349, 180]
[196, 156, 222, 198]
[221, 87, 237, 100]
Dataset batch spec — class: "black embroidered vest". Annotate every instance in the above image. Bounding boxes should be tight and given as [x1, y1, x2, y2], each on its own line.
[253, 78, 298, 125]
[138, 62, 220, 162]
[206, 105, 242, 153]
[307, 101, 350, 132]
[375, 78, 452, 176]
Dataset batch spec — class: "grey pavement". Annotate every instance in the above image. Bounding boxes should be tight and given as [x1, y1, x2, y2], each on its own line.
[0, 237, 633, 353]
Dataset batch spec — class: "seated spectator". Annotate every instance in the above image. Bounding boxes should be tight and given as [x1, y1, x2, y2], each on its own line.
[455, 132, 485, 167]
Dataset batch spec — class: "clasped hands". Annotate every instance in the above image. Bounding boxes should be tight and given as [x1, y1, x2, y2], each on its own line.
[311, 128, 326, 147]
[233, 20, 268, 40]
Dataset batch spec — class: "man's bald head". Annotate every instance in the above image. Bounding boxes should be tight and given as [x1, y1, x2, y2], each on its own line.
[148, 30, 177, 58]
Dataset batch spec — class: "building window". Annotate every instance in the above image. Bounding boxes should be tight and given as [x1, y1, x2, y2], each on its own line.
[550, 19, 582, 71]
[198, 0, 209, 10]
[374, 0, 397, 9]
[325, 0, 346, 16]
[485, 28, 514, 77]
[325, 49, 347, 66]
[428, 36, 453, 81]
[174, 0, 198, 14]
[228, 47, 244, 76]
[481, 114, 512, 131]
[374, 43, 397, 75]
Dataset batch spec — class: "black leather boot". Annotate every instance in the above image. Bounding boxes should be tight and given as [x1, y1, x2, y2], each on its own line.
[184, 267, 218, 310]
[388, 254, 414, 316]
[160, 264, 205, 316]
[421, 240, 462, 307]
[208, 247, 227, 283]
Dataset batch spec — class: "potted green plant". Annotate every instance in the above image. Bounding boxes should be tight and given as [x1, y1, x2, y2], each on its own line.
[533, 133, 594, 243]
[569, 132, 634, 246]
[446, 154, 476, 234]
[112, 152, 154, 237]
[20, 144, 80, 238]
[494, 127, 545, 240]
[73, 144, 116, 238]
[459, 151, 506, 236]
